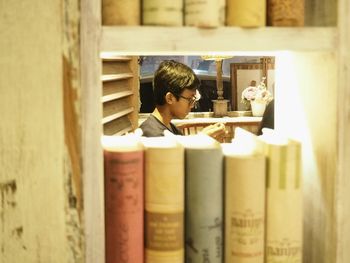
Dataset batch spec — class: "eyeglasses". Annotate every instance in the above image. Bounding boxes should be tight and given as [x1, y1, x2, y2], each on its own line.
[179, 95, 198, 106]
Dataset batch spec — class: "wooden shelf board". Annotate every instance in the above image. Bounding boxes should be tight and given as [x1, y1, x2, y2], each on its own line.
[102, 107, 134, 124]
[101, 26, 337, 53]
[101, 73, 133, 82]
[101, 90, 133, 103]
[113, 126, 133, 136]
[100, 52, 133, 61]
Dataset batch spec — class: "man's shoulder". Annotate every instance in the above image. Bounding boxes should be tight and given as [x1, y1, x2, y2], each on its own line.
[139, 115, 166, 137]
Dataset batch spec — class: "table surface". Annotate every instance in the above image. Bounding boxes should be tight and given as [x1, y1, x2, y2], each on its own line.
[172, 116, 262, 125]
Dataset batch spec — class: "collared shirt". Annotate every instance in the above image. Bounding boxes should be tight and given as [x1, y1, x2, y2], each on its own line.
[139, 115, 183, 137]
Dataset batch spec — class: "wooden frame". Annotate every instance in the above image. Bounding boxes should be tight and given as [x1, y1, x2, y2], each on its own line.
[336, 0, 350, 261]
[81, 0, 105, 262]
[230, 58, 275, 111]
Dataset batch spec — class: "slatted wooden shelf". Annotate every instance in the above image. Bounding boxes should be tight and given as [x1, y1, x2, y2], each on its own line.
[100, 53, 133, 61]
[102, 107, 134, 124]
[101, 73, 133, 82]
[101, 56, 139, 135]
[101, 90, 133, 103]
[103, 115, 132, 135]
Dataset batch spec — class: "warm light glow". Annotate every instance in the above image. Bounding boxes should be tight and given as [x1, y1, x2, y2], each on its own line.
[141, 136, 180, 149]
[222, 127, 259, 155]
[275, 51, 320, 187]
[176, 133, 218, 149]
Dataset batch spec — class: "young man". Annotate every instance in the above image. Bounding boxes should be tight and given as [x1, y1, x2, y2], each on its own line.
[140, 60, 226, 139]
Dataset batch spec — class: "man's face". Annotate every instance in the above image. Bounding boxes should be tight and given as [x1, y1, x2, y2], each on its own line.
[169, 89, 197, 119]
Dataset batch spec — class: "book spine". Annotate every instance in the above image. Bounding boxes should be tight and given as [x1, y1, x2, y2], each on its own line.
[265, 141, 302, 263]
[225, 154, 266, 263]
[145, 145, 184, 263]
[142, 0, 183, 26]
[102, 0, 140, 25]
[267, 0, 305, 26]
[305, 0, 337, 26]
[104, 150, 144, 263]
[185, 148, 224, 263]
[184, 0, 225, 28]
[227, 0, 266, 27]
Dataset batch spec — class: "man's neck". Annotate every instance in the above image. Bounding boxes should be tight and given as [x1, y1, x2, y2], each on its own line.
[152, 107, 172, 129]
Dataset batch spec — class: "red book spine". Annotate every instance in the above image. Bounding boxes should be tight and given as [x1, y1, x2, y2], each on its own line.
[104, 150, 144, 263]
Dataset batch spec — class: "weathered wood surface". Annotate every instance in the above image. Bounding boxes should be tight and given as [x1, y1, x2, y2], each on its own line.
[81, 0, 105, 262]
[275, 52, 337, 263]
[336, 0, 350, 262]
[101, 26, 337, 53]
[0, 0, 83, 262]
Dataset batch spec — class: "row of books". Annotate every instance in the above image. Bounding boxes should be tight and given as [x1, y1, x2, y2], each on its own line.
[102, 0, 304, 27]
[102, 128, 302, 263]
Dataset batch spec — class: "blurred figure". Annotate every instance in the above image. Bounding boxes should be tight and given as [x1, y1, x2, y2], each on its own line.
[257, 99, 274, 135]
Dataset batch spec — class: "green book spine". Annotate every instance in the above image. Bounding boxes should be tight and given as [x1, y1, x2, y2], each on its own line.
[185, 146, 223, 263]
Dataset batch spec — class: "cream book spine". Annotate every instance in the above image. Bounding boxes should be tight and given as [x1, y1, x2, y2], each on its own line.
[222, 135, 266, 263]
[142, 137, 184, 263]
[258, 130, 302, 263]
[177, 134, 224, 263]
[184, 0, 225, 28]
[227, 0, 266, 27]
[102, 0, 140, 25]
[142, 0, 183, 26]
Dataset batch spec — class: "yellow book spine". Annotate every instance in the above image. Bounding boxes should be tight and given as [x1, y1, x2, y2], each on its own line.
[144, 142, 184, 263]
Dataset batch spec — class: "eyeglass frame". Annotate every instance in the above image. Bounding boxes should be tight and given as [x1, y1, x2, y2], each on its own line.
[178, 95, 198, 106]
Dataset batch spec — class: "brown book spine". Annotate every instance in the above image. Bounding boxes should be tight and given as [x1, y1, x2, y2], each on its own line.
[104, 150, 144, 263]
[102, 0, 140, 25]
[267, 0, 305, 26]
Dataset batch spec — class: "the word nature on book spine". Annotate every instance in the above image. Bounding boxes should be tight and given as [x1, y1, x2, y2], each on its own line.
[258, 129, 302, 263]
[222, 133, 266, 263]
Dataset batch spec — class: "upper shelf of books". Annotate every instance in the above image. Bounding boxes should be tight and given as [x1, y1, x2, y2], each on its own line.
[101, 26, 337, 54]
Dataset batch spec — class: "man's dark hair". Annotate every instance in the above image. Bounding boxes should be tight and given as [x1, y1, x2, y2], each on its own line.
[153, 60, 200, 105]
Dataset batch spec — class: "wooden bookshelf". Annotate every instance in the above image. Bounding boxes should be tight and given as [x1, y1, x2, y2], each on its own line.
[80, 1, 350, 263]
[101, 55, 139, 135]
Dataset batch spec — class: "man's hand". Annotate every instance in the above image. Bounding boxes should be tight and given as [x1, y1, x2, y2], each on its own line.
[201, 123, 227, 142]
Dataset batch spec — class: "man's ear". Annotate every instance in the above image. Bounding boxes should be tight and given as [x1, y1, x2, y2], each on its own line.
[165, 92, 176, 104]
